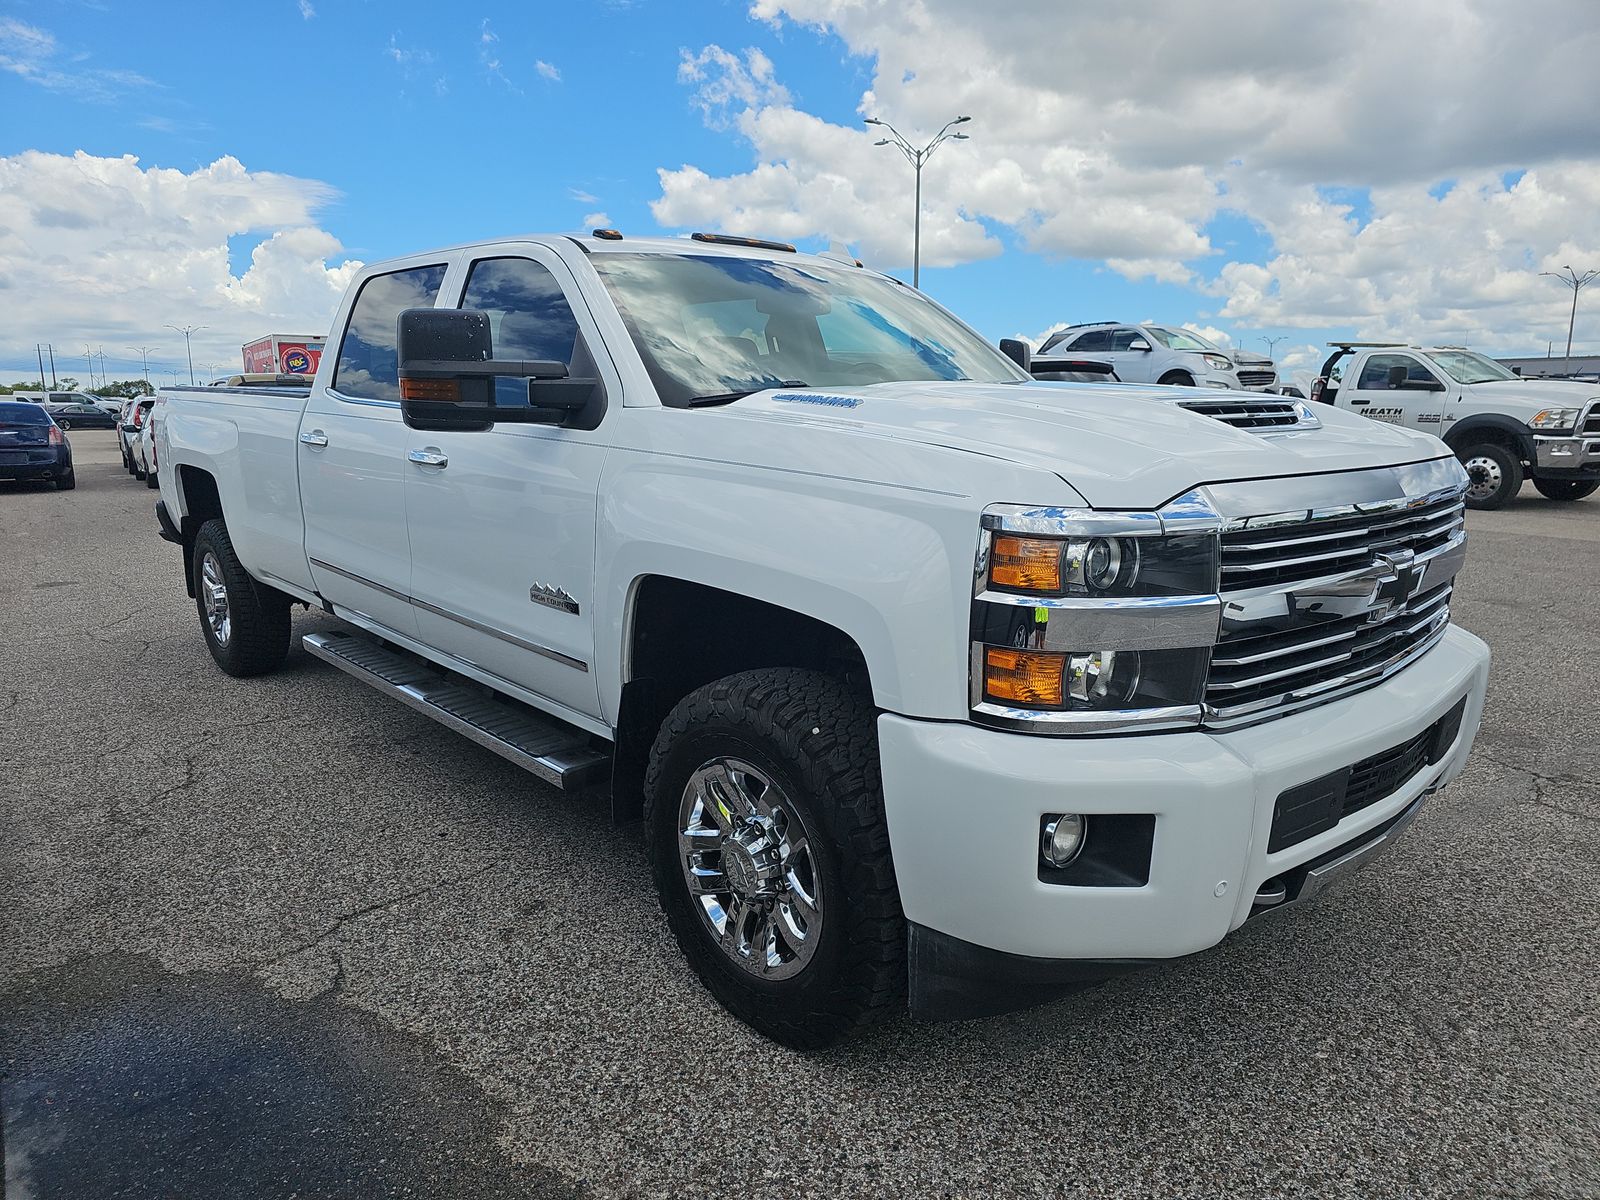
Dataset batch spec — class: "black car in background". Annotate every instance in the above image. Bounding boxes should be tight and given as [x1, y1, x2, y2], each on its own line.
[47, 402, 118, 431]
[0, 401, 75, 489]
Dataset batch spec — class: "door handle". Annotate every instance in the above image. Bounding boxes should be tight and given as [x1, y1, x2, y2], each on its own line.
[408, 447, 448, 468]
[299, 429, 329, 447]
[1349, 398, 1370, 406]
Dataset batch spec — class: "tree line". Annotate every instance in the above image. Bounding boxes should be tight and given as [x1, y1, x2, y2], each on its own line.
[0, 378, 156, 398]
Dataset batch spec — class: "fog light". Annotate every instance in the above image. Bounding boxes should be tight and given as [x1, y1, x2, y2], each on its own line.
[1041, 813, 1086, 868]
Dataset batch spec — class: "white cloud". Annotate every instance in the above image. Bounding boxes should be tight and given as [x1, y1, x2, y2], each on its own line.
[0, 151, 361, 377]
[568, 188, 599, 205]
[298, 0, 315, 19]
[0, 16, 157, 99]
[535, 60, 560, 82]
[581, 212, 610, 229]
[662, 0, 1600, 351]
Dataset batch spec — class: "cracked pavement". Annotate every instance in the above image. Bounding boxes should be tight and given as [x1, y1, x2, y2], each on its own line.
[3, 431, 1598, 1198]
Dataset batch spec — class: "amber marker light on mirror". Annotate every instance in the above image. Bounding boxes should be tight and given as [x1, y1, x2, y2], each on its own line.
[399, 378, 461, 401]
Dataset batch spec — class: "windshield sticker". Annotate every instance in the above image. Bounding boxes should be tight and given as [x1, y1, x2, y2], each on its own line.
[772, 392, 863, 409]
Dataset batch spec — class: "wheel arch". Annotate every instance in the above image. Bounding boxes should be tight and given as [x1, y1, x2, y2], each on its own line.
[172, 465, 225, 597]
[1444, 415, 1535, 464]
[610, 575, 874, 823]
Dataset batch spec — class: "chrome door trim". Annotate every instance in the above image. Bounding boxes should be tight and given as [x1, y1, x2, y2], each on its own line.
[308, 555, 588, 672]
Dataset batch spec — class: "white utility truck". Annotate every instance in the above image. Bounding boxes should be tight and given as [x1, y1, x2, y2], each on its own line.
[1312, 343, 1600, 508]
[153, 233, 1490, 1047]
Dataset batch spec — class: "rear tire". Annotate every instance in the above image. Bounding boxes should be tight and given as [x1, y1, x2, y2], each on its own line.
[1157, 371, 1195, 387]
[191, 518, 291, 677]
[643, 669, 904, 1050]
[1460, 443, 1522, 510]
[1532, 477, 1598, 501]
[55, 469, 75, 491]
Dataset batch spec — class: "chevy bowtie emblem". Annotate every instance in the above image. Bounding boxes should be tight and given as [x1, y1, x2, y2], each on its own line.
[1367, 549, 1420, 623]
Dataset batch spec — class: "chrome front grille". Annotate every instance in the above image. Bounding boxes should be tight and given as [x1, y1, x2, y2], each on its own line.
[1219, 494, 1464, 591]
[1178, 397, 1303, 429]
[1204, 485, 1468, 729]
[1582, 403, 1600, 435]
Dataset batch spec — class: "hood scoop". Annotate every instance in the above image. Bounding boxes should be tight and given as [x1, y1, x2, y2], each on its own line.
[1175, 396, 1319, 432]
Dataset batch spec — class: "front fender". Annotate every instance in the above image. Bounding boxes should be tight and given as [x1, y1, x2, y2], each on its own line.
[1444, 413, 1535, 460]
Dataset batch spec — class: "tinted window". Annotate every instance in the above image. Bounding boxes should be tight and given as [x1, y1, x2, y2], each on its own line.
[1357, 354, 1437, 390]
[1068, 329, 1112, 352]
[333, 263, 449, 402]
[0, 402, 50, 425]
[461, 257, 581, 367]
[1109, 329, 1147, 351]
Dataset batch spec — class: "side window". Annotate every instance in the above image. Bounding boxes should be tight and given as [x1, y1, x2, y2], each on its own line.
[333, 263, 449, 402]
[1357, 354, 1436, 390]
[461, 257, 580, 366]
[1109, 329, 1146, 351]
[1071, 329, 1112, 353]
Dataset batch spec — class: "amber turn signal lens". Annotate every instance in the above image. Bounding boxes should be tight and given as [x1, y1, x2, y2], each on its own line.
[984, 647, 1067, 707]
[989, 535, 1065, 592]
[399, 378, 461, 401]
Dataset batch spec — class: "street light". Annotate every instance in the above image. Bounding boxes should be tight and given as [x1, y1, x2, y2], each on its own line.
[1261, 335, 1286, 359]
[165, 323, 206, 385]
[864, 114, 971, 289]
[1538, 266, 1599, 361]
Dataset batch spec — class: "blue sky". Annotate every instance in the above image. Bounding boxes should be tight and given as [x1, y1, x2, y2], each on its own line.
[4, 0, 1598, 385]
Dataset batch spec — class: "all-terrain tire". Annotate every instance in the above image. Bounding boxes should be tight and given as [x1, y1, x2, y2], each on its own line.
[191, 518, 291, 677]
[1532, 477, 1598, 502]
[643, 669, 905, 1050]
[1460, 443, 1522, 510]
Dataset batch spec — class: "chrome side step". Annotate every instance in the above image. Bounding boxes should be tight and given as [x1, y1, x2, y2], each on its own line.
[302, 631, 610, 791]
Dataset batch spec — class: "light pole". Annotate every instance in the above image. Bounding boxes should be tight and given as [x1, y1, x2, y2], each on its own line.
[1539, 266, 1599, 361]
[1261, 335, 1286, 359]
[864, 114, 971, 289]
[165, 323, 206, 385]
[129, 345, 158, 386]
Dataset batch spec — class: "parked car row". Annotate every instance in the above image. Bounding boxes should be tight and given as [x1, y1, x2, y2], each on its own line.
[115, 396, 160, 486]
[1035, 322, 1278, 390]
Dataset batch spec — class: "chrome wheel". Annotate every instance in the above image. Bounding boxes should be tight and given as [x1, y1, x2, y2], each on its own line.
[200, 551, 232, 646]
[1464, 454, 1502, 501]
[678, 757, 823, 980]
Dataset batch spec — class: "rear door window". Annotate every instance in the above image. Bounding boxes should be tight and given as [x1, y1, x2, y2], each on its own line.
[333, 263, 449, 402]
[1069, 329, 1113, 352]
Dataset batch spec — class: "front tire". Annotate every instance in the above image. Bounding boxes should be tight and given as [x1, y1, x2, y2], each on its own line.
[1157, 370, 1195, 387]
[643, 669, 904, 1049]
[1460, 443, 1522, 509]
[145, 465, 158, 489]
[56, 418, 71, 431]
[191, 519, 291, 677]
[1532, 477, 1599, 502]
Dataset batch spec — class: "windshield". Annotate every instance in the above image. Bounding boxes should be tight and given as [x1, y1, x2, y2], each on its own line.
[1428, 350, 1518, 384]
[1144, 326, 1220, 352]
[591, 253, 1028, 406]
[0, 402, 50, 425]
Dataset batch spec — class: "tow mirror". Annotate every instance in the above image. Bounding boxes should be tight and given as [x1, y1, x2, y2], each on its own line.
[999, 338, 1033, 371]
[1512, 365, 1522, 376]
[396, 308, 600, 432]
[1128, 338, 1152, 352]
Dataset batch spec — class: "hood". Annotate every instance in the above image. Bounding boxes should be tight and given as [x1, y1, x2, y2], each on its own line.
[1467, 378, 1600, 409]
[724, 380, 1449, 508]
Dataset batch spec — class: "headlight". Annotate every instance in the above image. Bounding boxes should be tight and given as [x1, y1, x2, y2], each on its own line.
[1203, 354, 1235, 371]
[1529, 407, 1578, 431]
[972, 495, 1223, 733]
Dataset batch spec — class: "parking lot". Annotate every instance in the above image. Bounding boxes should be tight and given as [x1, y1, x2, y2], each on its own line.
[3, 429, 1597, 1197]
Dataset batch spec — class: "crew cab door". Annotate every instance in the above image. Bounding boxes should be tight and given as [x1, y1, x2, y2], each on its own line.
[1344, 351, 1450, 433]
[301, 259, 452, 637]
[402, 249, 612, 722]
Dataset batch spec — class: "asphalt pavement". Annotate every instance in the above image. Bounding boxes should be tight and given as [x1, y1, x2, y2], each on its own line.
[3, 430, 1597, 1199]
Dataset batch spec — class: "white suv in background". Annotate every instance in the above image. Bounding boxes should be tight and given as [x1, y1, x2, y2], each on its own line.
[1039, 323, 1262, 390]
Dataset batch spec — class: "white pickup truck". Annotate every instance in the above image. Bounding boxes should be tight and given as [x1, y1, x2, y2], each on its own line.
[152, 233, 1490, 1047]
[1312, 342, 1600, 508]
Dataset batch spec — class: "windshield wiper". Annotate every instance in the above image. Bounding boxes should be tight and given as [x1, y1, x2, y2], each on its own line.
[686, 381, 808, 407]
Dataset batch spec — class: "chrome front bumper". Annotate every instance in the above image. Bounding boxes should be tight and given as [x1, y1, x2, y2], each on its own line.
[1534, 435, 1600, 469]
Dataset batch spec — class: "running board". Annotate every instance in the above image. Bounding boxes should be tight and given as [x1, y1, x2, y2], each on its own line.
[302, 631, 610, 791]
